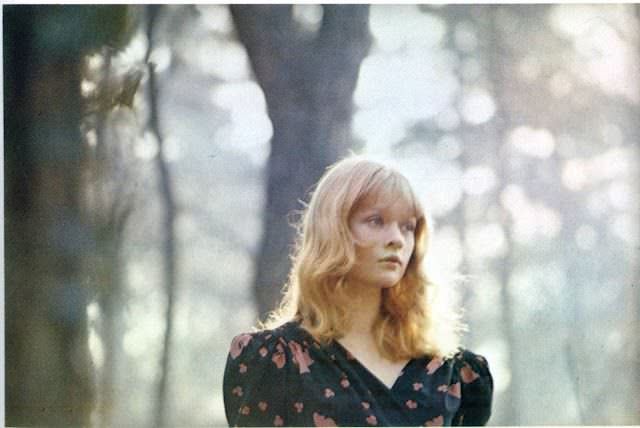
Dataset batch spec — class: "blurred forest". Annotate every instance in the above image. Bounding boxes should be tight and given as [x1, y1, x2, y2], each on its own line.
[4, 4, 639, 427]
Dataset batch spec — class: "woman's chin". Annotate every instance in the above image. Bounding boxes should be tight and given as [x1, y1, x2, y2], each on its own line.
[378, 276, 403, 289]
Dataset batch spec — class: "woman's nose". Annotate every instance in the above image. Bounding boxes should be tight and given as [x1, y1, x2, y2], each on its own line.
[385, 223, 404, 248]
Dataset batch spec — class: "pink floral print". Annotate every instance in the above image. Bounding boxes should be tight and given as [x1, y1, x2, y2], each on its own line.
[289, 340, 314, 374]
[229, 334, 252, 359]
[231, 386, 243, 397]
[426, 356, 443, 375]
[460, 363, 480, 383]
[258, 346, 268, 357]
[447, 382, 461, 399]
[425, 415, 444, 426]
[272, 342, 286, 369]
[313, 412, 337, 427]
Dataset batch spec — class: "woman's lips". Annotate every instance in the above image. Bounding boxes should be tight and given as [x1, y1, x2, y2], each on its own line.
[380, 256, 402, 266]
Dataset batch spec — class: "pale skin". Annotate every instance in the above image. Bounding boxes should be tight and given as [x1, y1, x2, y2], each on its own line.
[336, 193, 417, 389]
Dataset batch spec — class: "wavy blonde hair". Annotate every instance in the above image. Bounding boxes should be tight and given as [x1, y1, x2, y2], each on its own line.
[262, 156, 462, 360]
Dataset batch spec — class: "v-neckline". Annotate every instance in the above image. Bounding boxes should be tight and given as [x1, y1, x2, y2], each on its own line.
[332, 339, 414, 392]
[291, 320, 414, 392]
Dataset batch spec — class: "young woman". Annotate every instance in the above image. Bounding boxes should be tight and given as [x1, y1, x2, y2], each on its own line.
[223, 156, 493, 427]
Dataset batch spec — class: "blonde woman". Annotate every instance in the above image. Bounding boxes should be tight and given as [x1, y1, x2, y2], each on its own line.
[223, 156, 493, 426]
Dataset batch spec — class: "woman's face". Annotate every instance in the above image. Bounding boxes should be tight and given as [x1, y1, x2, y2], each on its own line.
[347, 193, 417, 290]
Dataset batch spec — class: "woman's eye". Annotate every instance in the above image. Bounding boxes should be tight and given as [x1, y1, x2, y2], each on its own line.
[367, 216, 383, 226]
[404, 223, 416, 232]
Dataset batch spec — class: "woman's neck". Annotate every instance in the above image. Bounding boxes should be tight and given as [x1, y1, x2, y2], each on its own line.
[342, 284, 382, 339]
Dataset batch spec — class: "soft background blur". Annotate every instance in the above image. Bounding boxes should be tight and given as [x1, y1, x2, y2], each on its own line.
[4, 4, 639, 427]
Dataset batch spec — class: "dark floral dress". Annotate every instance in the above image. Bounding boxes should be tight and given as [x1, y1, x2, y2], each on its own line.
[223, 321, 493, 427]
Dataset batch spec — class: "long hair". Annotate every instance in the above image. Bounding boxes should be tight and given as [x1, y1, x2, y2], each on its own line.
[262, 155, 463, 360]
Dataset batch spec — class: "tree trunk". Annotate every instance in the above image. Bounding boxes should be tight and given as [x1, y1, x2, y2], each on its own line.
[630, 6, 640, 422]
[97, 229, 127, 427]
[440, 5, 473, 306]
[144, 5, 179, 427]
[230, 5, 372, 319]
[81, 47, 135, 428]
[4, 5, 128, 426]
[94, 196, 131, 427]
[486, 5, 519, 425]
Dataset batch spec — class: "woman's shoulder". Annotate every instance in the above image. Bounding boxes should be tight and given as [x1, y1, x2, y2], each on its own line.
[227, 320, 311, 363]
[448, 348, 493, 425]
[223, 322, 310, 426]
[451, 348, 490, 368]
[449, 348, 492, 381]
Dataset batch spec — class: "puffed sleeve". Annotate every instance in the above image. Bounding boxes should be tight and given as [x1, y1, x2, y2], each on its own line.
[223, 330, 294, 427]
[452, 350, 494, 426]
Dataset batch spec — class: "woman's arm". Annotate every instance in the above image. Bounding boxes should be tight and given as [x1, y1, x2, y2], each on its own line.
[452, 350, 494, 426]
[223, 331, 292, 427]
